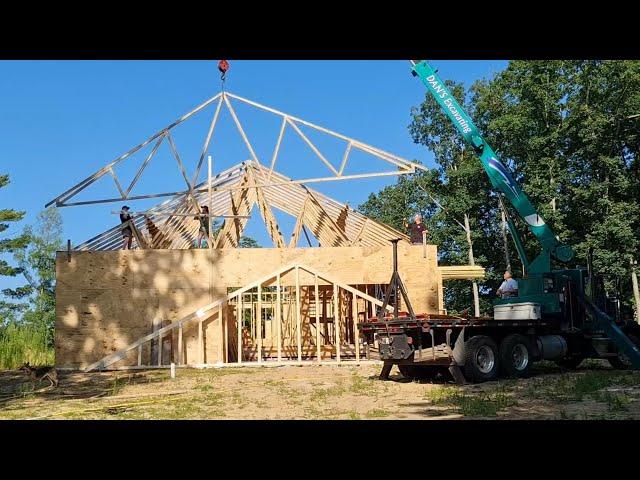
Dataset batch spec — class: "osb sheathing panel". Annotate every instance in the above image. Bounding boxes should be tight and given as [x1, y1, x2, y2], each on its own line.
[55, 244, 441, 368]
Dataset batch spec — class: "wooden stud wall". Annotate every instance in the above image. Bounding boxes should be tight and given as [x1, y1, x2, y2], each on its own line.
[55, 243, 466, 369]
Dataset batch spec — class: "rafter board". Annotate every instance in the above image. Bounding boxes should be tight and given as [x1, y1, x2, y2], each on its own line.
[75, 161, 409, 251]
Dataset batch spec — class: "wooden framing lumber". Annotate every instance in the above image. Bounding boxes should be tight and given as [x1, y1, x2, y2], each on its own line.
[47, 93, 222, 208]
[438, 265, 485, 280]
[213, 171, 255, 248]
[295, 267, 302, 363]
[286, 118, 339, 176]
[353, 291, 359, 362]
[289, 197, 309, 248]
[257, 284, 263, 364]
[237, 295, 242, 364]
[334, 285, 340, 362]
[268, 117, 287, 182]
[191, 97, 223, 189]
[222, 93, 260, 164]
[108, 167, 126, 199]
[126, 134, 165, 197]
[276, 273, 282, 362]
[73, 161, 410, 251]
[248, 168, 286, 248]
[81, 260, 398, 372]
[48, 90, 427, 211]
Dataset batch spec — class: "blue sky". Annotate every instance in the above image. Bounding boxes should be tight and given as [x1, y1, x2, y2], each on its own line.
[0, 60, 507, 290]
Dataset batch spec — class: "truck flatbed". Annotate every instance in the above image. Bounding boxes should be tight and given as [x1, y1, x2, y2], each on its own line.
[359, 313, 553, 333]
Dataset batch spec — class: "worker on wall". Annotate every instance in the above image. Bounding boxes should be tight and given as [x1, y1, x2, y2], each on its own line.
[404, 213, 429, 245]
[195, 205, 210, 248]
[497, 271, 518, 299]
[120, 206, 133, 250]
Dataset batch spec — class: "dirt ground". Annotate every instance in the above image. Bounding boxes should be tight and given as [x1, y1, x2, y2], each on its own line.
[2, 360, 640, 420]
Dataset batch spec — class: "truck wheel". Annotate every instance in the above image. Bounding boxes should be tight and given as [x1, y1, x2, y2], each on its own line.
[398, 364, 439, 381]
[499, 334, 533, 378]
[462, 336, 500, 383]
[608, 333, 640, 370]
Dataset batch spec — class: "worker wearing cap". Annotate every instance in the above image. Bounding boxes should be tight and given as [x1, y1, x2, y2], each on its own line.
[120, 206, 133, 250]
[404, 214, 429, 245]
[497, 271, 518, 299]
[195, 205, 210, 248]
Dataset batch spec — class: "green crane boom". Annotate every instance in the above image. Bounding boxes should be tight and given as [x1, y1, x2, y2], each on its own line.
[410, 60, 640, 368]
[411, 60, 573, 275]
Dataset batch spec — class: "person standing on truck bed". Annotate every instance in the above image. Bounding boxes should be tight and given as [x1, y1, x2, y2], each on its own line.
[497, 271, 518, 299]
[404, 214, 429, 245]
[120, 206, 133, 250]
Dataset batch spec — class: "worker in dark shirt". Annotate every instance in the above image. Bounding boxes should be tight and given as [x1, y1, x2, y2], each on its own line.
[195, 205, 210, 248]
[404, 213, 429, 245]
[120, 205, 133, 250]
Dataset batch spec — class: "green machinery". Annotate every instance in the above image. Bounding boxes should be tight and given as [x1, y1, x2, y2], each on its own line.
[410, 60, 640, 368]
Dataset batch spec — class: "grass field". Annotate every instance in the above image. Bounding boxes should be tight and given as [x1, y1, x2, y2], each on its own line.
[2, 360, 640, 420]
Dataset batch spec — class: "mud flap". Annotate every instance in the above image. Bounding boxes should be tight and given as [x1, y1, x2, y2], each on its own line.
[448, 365, 466, 385]
[452, 327, 466, 365]
[450, 328, 467, 385]
[379, 362, 393, 381]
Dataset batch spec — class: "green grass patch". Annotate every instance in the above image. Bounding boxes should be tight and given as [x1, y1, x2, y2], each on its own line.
[310, 382, 347, 402]
[365, 408, 391, 418]
[424, 386, 517, 417]
[0, 323, 54, 371]
[349, 374, 378, 396]
[263, 379, 302, 398]
[203, 392, 225, 407]
[592, 390, 632, 412]
[524, 371, 640, 403]
[573, 371, 617, 397]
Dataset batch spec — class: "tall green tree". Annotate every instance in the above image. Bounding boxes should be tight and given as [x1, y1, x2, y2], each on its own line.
[0, 174, 30, 322]
[471, 61, 573, 263]
[362, 60, 640, 316]
[12, 207, 64, 345]
[361, 80, 504, 313]
[474, 61, 640, 312]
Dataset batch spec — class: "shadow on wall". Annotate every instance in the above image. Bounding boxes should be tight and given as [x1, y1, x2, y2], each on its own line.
[55, 244, 441, 369]
[55, 248, 226, 369]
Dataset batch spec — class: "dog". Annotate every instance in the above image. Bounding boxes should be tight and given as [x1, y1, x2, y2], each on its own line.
[20, 362, 59, 388]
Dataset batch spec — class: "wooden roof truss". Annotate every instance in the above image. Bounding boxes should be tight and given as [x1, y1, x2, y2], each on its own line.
[46, 90, 426, 250]
[74, 161, 409, 250]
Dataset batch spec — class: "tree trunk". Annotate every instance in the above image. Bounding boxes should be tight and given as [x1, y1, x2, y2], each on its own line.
[500, 207, 512, 273]
[464, 213, 481, 317]
[631, 258, 640, 324]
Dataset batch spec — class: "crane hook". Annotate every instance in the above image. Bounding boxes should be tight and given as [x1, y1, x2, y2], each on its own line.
[218, 60, 229, 84]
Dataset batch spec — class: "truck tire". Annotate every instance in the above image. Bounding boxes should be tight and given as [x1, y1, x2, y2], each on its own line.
[398, 364, 439, 381]
[499, 334, 533, 378]
[462, 336, 500, 383]
[608, 333, 640, 370]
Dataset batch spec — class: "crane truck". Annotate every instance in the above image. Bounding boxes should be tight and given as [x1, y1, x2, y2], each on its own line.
[358, 60, 640, 383]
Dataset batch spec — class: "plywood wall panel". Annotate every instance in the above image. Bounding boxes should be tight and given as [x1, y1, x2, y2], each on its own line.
[55, 244, 476, 368]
